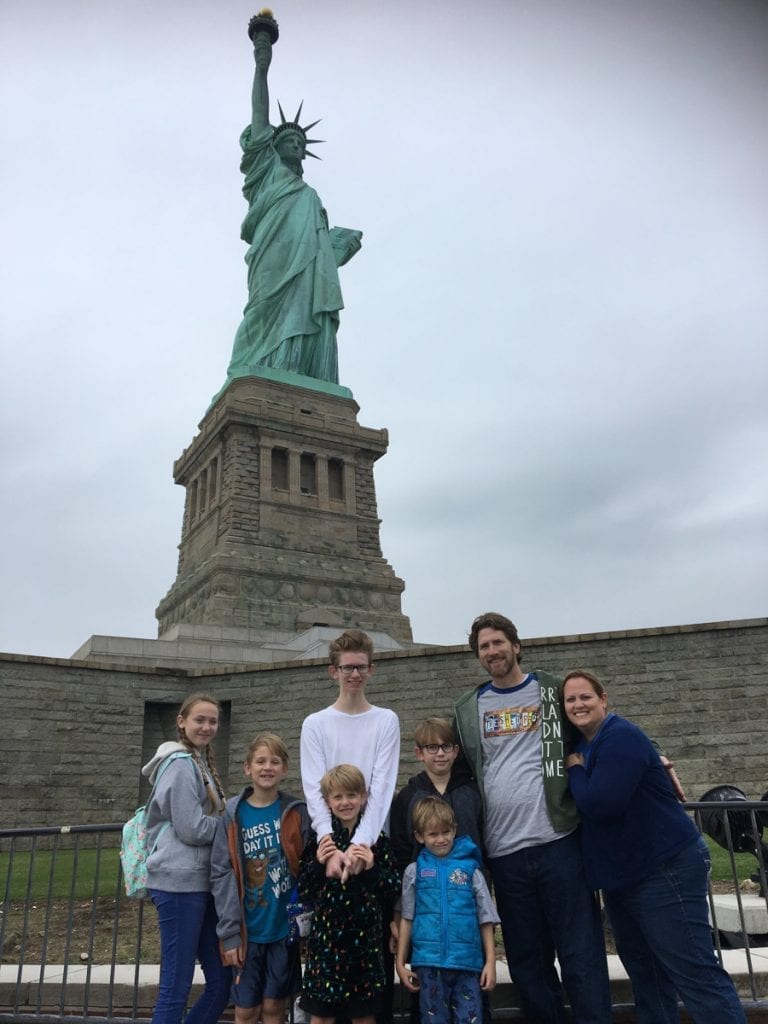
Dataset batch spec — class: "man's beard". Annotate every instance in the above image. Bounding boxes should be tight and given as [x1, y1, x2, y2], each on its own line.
[486, 655, 512, 677]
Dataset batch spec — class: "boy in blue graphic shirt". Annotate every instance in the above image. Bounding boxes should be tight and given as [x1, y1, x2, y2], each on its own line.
[211, 732, 310, 1024]
[395, 798, 498, 1024]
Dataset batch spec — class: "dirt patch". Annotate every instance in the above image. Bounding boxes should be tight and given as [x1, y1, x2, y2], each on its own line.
[2, 883, 753, 965]
[1, 897, 161, 964]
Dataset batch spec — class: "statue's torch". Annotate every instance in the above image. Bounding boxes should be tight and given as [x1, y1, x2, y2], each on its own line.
[248, 9, 279, 44]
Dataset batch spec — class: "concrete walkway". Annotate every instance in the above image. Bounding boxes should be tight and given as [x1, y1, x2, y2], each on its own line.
[3, 951, 768, 1015]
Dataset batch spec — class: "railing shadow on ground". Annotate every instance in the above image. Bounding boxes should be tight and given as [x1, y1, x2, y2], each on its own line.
[2, 804, 768, 1023]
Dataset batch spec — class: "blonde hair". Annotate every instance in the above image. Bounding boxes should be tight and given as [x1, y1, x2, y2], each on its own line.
[320, 764, 367, 799]
[412, 796, 456, 836]
[177, 692, 225, 810]
[246, 732, 289, 764]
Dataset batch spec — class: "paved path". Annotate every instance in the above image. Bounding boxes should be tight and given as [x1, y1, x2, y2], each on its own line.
[3, 949, 768, 1016]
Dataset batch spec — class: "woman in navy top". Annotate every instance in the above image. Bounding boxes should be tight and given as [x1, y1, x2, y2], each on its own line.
[562, 670, 745, 1024]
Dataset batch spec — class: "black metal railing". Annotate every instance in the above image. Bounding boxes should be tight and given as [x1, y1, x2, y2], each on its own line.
[2, 804, 768, 1023]
[689, 797, 768, 1007]
[0, 823, 155, 1024]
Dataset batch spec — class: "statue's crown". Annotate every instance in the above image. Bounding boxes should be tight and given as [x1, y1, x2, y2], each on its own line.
[273, 101, 324, 158]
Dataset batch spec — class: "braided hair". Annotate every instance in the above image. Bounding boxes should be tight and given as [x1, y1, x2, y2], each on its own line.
[177, 692, 226, 810]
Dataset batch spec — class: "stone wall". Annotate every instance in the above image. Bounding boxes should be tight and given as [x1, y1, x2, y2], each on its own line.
[1, 617, 766, 828]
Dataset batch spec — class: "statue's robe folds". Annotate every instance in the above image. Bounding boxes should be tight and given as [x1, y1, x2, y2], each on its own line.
[224, 125, 344, 385]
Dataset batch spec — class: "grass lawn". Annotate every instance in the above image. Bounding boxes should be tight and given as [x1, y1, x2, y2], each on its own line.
[0, 845, 122, 900]
[1, 835, 760, 898]
[704, 836, 761, 885]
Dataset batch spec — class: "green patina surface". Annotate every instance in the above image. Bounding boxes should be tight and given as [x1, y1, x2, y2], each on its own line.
[212, 12, 361, 409]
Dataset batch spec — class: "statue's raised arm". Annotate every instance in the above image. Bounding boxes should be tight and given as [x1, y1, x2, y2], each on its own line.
[249, 18, 272, 136]
[212, 10, 362, 405]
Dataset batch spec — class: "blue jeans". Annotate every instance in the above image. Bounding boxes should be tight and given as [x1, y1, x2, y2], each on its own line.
[149, 890, 232, 1024]
[489, 831, 611, 1023]
[604, 837, 746, 1024]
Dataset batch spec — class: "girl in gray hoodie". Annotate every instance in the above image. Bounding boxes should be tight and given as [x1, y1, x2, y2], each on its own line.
[142, 693, 231, 1024]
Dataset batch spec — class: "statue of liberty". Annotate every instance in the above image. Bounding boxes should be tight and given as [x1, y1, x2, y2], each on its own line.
[213, 10, 362, 404]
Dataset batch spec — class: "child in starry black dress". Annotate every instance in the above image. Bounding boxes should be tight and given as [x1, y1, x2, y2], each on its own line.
[298, 764, 400, 1024]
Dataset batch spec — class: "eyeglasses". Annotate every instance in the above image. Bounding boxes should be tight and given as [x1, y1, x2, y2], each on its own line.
[336, 664, 371, 675]
[418, 743, 457, 754]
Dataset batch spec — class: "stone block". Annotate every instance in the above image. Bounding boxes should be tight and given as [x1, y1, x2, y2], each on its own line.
[711, 894, 768, 935]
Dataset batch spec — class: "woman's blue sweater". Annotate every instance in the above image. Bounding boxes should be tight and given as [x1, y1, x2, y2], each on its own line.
[567, 714, 699, 892]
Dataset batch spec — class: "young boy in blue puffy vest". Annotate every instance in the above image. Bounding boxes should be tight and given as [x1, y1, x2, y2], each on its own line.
[395, 797, 499, 1024]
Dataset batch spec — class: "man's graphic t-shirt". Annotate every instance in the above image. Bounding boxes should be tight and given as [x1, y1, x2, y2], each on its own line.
[478, 675, 561, 857]
[237, 798, 293, 943]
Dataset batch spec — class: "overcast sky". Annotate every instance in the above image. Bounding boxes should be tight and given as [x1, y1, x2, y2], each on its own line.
[1, 0, 766, 659]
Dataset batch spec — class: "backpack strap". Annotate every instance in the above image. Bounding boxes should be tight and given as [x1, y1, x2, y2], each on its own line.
[154, 750, 192, 785]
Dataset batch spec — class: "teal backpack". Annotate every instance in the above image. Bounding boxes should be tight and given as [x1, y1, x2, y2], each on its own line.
[120, 752, 191, 899]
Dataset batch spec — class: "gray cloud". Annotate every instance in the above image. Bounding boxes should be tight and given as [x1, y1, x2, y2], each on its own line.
[1, 0, 765, 657]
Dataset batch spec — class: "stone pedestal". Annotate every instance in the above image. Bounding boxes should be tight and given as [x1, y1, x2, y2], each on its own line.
[155, 376, 413, 644]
